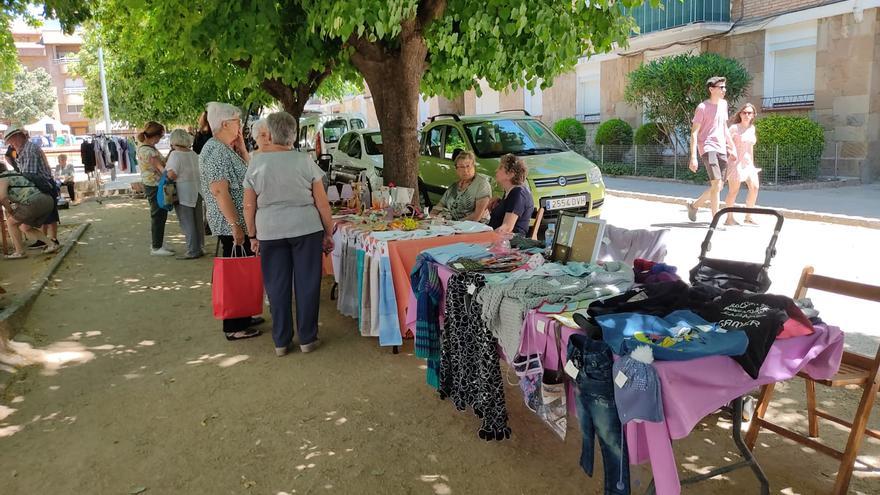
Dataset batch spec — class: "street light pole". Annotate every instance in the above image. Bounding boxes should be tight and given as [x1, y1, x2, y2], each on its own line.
[97, 46, 112, 133]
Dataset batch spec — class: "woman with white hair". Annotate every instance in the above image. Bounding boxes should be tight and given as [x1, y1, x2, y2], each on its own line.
[251, 119, 271, 152]
[165, 128, 204, 259]
[200, 102, 263, 341]
[244, 111, 333, 356]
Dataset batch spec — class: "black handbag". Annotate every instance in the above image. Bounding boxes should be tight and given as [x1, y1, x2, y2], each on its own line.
[689, 207, 784, 294]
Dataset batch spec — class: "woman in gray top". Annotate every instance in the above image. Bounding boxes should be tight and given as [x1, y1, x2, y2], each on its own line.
[243, 111, 334, 356]
[433, 151, 492, 221]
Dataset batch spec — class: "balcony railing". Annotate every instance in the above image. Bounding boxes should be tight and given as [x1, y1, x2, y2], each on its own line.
[63, 87, 86, 94]
[625, 0, 731, 37]
[53, 56, 80, 64]
[762, 94, 815, 110]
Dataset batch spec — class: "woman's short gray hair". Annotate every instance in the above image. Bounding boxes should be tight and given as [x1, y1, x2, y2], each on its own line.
[266, 112, 298, 147]
[206, 102, 241, 135]
[251, 118, 269, 138]
[169, 128, 193, 148]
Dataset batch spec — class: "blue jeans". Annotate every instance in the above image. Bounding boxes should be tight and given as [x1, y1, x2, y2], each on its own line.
[568, 333, 630, 495]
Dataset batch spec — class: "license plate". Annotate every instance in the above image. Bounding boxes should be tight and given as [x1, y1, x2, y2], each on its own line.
[545, 195, 587, 211]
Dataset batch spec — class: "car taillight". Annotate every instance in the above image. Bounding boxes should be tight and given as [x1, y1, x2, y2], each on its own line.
[315, 132, 322, 155]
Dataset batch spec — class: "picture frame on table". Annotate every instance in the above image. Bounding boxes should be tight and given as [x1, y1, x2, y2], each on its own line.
[551, 211, 606, 264]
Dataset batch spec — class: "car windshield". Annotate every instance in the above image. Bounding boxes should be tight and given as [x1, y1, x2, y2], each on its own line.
[322, 119, 348, 143]
[463, 119, 567, 158]
[363, 132, 383, 155]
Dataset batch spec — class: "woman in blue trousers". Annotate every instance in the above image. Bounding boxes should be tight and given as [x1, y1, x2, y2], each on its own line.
[243, 112, 335, 356]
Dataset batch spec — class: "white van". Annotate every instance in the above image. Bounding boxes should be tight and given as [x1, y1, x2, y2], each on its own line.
[298, 112, 368, 159]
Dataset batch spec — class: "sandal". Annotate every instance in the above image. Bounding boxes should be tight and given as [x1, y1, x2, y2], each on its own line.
[5, 252, 27, 260]
[724, 218, 740, 226]
[744, 217, 758, 225]
[43, 240, 61, 254]
[225, 329, 262, 341]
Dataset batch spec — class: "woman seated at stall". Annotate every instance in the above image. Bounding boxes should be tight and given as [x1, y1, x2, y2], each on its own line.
[487, 153, 534, 235]
[432, 151, 492, 221]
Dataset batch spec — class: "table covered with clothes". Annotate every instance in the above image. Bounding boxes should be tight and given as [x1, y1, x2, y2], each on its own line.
[407, 240, 844, 495]
[329, 215, 496, 346]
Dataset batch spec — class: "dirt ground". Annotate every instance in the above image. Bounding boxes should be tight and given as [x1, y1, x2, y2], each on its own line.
[0, 197, 878, 495]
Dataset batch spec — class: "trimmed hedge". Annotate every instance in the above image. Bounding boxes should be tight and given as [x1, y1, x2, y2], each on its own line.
[553, 118, 586, 145]
[754, 115, 825, 181]
[595, 118, 633, 162]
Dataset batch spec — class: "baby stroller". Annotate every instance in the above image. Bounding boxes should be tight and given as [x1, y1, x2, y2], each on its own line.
[690, 207, 784, 294]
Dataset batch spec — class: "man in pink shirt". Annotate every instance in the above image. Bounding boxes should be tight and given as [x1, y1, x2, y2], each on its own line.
[687, 76, 737, 222]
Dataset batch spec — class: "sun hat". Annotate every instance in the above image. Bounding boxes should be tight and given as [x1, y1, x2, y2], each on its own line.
[3, 125, 27, 141]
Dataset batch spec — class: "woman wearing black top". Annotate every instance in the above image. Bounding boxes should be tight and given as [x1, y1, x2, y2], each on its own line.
[487, 153, 534, 235]
[192, 111, 212, 154]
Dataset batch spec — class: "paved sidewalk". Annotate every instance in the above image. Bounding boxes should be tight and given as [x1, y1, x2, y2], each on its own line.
[604, 177, 880, 219]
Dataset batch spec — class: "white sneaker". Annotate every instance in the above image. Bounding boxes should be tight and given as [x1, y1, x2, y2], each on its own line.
[161, 245, 176, 253]
[150, 247, 175, 256]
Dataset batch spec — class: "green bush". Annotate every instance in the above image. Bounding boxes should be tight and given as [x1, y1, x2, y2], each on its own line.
[754, 115, 825, 181]
[634, 122, 667, 145]
[634, 122, 669, 165]
[595, 118, 633, 162]
[553, 118, 586, 145]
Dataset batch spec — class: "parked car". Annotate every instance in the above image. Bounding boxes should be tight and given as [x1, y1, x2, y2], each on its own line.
[326, 129, 384, 187]
[298, 112, 367, 160]
[418, 111, 605, 221]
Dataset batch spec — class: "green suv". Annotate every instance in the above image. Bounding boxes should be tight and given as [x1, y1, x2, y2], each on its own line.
[418, 112, 605, 222]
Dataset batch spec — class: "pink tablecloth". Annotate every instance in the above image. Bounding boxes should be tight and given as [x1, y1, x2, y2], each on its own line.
[522, 311, 844, 495]
[411, 264, 844, 495]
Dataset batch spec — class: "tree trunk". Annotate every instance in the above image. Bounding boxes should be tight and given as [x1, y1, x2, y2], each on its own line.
[348, 0, 447, 191]
[355, 58, 423, 190]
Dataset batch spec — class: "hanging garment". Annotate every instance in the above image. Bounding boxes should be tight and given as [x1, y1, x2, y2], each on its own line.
[94, 139, 106, 171]
[568, 333, 630, 495]
[127, 138, 139, 173]
[439, 272, 510, 441]
[108, 139, 119, 163]
[80, 140, 96, 173]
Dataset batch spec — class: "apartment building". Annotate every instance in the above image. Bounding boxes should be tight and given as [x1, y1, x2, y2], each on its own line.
[10, 21, 92, 135]
[464, 0, 880, 181]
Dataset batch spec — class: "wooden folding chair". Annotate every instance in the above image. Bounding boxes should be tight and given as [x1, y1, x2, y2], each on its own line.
[745, 266, 880, 494]
[529, 207, 545, 240]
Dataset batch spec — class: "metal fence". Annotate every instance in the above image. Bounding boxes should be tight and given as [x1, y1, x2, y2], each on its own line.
[571, 142, 857, 185]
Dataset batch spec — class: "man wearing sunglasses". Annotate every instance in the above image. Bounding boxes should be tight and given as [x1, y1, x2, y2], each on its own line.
[687, 76, 737, 222]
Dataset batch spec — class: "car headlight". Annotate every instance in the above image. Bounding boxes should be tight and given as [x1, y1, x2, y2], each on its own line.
[589, 167, 603, 184]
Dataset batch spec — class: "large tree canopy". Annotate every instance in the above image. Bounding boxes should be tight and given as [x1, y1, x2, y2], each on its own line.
[86, 0, 356, 128]
[305, 0, 648, 188]
[13, 0, 650, 190]
[0, 64, 56, 125]
[73, 24, 260, 128]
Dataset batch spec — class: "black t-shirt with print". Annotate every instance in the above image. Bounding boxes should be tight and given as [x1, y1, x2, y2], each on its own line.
[716, 291, 790, 378]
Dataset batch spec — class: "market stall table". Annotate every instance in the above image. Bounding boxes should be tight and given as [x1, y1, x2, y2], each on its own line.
[329, 216, 497, 348]
[418, 262, 844, 495]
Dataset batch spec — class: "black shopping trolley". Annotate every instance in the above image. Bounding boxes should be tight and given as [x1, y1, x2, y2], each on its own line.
[690, 207, 785, 294]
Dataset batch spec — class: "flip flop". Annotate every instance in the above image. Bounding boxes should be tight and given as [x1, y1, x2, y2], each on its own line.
[5, 252, 27, 259]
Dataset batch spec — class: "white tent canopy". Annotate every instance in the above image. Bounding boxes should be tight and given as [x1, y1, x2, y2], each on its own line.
[24, 116, 70, 134]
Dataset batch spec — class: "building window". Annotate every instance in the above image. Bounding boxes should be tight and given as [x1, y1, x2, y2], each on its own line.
[576, 63, 600, 123]
[763, 21, 817, 109]
[55, 47, 79, 61]
[475, 80, 500, 114]
[67, 104, 84, 113]
[523, 82, 543, 116]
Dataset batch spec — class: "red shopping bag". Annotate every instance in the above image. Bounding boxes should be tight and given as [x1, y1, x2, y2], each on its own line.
[211, 247, 264, 319]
